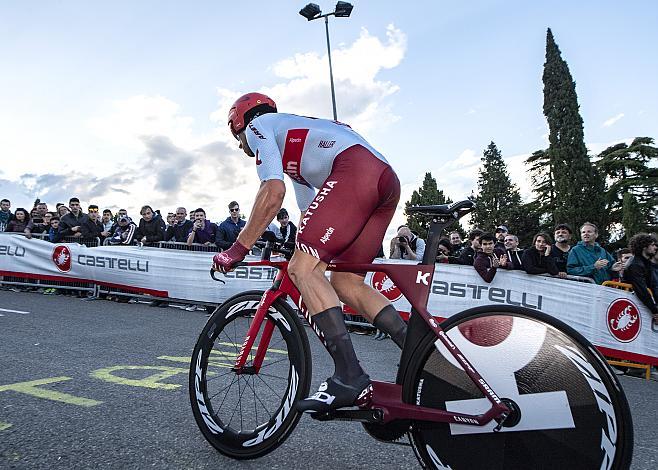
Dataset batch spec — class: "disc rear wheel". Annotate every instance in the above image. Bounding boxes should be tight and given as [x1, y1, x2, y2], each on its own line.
[402, 305, 633, 469]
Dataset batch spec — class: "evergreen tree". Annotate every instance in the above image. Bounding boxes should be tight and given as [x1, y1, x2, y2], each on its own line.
[525, 149, 556, 229]
[621, 193, 643, 240]
[470, 142, 523, 233]
[404, 172, 462, 238]
[542, 28, 606, 232]
[596, 137, 658, 232]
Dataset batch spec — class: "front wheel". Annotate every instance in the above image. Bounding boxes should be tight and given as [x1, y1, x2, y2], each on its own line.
[189, 291, 312, 459]
[402, 305, 633, 470]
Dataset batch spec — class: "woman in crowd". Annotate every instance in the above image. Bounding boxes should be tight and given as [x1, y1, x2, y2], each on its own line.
[57, 204, 70, 218]
[522, 232, 559, 276]
[6, 208, 33, 238]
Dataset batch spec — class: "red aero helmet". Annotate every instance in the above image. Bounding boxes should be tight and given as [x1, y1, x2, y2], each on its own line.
[227, 92, 277, 138]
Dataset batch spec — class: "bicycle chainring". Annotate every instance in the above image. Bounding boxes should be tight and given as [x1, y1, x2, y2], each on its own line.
[361, 421, 409, 442]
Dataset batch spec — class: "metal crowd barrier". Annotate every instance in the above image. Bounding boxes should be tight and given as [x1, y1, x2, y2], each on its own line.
[156, 241, 218, 252]
[0, 233, 100, 294]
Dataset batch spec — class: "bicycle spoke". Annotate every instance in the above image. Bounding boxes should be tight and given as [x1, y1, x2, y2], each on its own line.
[242, 374, 274, 417]
[258, 356, 290, 369]
[256, 371, 290, 381]
[255, 373, 284, 400]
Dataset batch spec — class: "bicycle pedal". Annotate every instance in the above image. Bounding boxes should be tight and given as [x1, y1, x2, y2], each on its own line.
[310, 408, 383, 423]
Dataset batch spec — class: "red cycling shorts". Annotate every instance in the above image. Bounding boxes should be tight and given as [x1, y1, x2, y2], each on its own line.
[296, 144, 400, 266]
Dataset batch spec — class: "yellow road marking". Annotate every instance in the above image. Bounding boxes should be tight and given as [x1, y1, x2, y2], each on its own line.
[90, 366, 187, 390]
[0, 421, 12, 431]
[0, 377, 101, 407]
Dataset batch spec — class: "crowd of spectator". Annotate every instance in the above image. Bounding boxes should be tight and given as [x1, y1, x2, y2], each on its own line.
[2, 197, 657, 320]
[427, 221, 658, 321]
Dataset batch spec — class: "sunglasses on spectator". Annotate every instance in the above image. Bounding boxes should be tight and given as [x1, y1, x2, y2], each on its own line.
[230, 208, 240, 212]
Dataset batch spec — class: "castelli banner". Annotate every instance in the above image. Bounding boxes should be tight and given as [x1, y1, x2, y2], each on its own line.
[1, 234, 656, 365]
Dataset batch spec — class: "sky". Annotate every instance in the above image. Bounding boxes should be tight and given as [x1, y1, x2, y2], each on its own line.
[1, 0, 657, 239]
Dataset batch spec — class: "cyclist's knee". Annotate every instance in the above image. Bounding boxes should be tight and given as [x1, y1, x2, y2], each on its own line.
[289, 251, 323, 285]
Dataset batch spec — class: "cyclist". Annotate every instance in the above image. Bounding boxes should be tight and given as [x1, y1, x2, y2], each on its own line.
[212, 92, 407, 413]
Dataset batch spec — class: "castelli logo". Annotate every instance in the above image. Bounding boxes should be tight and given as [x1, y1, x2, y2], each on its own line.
[607, 298, 641, 343]
[370, 272, 402, 302]
[52, 245, 72, 272]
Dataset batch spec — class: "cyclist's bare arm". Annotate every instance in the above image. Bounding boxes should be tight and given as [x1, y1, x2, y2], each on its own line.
[236, 179, 286, 249]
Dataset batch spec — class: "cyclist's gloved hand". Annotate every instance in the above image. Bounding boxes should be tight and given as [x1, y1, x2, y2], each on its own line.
[212, 241, 249, 273]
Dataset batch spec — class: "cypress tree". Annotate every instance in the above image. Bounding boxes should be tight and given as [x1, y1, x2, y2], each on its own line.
[525, 148, 556, 228]
[470, 142, 523, 233]
[542, 28, 605, 232]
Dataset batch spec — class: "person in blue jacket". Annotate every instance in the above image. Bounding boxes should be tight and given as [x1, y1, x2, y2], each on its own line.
[567, 222, 622, 284]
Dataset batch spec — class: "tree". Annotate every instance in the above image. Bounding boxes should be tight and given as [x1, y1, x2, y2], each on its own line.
[470, 142, 523, 233]
[621, 193, 643, 240]
[542, 28, 606, 232]
[525, 149, 556, 228]
[596, 137, 658, 235]
[404, 172, 462, 238]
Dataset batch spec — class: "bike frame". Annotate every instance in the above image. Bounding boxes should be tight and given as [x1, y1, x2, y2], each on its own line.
[230, 207, 510, 428]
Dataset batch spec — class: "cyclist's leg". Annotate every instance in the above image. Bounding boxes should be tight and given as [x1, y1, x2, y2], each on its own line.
[289, 251, 370, 412]
[330, 162, 405, 347]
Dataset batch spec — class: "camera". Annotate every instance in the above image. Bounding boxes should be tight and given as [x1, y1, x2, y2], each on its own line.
[398, 236, 408, 244]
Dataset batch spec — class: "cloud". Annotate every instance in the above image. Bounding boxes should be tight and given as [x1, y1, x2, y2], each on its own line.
[602, 113, 624, 127]
[3, 26, 408, 223]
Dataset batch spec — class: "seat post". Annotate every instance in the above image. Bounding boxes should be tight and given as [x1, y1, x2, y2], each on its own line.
[421, 216, 454, 265]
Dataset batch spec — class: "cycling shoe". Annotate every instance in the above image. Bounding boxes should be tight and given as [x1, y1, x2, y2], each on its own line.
[296, 374, 371, 414]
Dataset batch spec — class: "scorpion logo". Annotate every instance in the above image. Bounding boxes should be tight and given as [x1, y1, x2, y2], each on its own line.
[609, 305, 637, 332]
[606, 299, 641, 343]
[51, 245, 72, 272]
[371, 272, 402, 302]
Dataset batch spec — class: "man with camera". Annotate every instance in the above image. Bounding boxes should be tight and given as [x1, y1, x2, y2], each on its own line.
[389, 225, 425, 261]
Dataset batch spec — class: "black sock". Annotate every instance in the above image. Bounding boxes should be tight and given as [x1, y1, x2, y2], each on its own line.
[373, 304, 407, 349]
[312, 306, 364, 382]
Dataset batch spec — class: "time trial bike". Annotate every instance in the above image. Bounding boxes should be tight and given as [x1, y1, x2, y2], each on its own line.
[189, 200, 633, 469]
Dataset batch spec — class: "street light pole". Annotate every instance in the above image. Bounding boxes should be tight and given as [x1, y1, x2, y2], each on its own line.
[299, 2, 353, 121]
[324, 16, 338, 120]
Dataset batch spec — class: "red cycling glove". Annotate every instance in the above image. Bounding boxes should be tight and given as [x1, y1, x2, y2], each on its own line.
[212, 241, 250, 273]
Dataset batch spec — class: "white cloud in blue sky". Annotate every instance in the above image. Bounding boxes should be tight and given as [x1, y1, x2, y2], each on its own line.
[0, 0, 656, 237]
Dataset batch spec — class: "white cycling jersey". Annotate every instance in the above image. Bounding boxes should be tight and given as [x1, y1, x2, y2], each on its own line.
[244, 113, 389, 211]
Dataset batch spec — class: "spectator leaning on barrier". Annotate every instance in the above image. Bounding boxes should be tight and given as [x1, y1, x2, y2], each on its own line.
[165, 207, 193, 242]
[567, 222, 622, 284]
[100, 209, 114, 239]
[494, 225, 508, 251]
[625, 233, 658, 321]
[6, 208, 33, 238]
[57, 204, 70, 218]
[107, 215, 137, 245]
[522, 232, 559, 276]
[473, 232, 508, 282]
[548, 223, 573, 278]
[390, 225, 425, 261]
[59, 198, 90, 239]
[458, 228, 484, 266]
[449, 230, 465, 256]
[436, 238, 460, 264]
[136, 205, 166, 246]
[612, 248, 633, 283]
[217, 201, 246, 250]
[503, 234, 524, 270]
[0, 198, 13, 232]
[84, 206, 103, 239]
[48, 216, 61, 242]
[187, 208, 218, 246]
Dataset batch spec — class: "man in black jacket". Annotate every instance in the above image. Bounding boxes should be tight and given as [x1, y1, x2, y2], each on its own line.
[625, 233, 658, 321]
[165, 207, 193, 242]
[503, 234, 524, 270]
[458, 229, 484, 266]
[136, 205, 166, 246]
[59, 197, 91, 240]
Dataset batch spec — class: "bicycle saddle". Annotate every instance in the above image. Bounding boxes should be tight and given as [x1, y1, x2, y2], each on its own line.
[406, 200, 475, 217]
